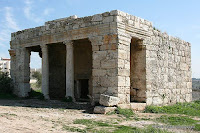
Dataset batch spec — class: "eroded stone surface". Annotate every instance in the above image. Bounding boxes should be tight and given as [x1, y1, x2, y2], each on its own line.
[99, 94, 120, 107]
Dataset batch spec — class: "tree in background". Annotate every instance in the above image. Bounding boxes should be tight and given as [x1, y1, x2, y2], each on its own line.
[0, 68, 13, 94]
[32, 71, 42, 88]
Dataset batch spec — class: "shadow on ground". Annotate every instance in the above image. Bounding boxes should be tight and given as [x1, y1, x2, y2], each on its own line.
[0, 99, 94, 113]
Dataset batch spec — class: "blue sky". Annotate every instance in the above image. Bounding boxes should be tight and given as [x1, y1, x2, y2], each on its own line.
[0, 0, 199, 77]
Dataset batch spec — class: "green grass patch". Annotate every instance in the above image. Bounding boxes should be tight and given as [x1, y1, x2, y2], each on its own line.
[156, 115, 198, 126]
[113, 125, 137, 133]
[71, 119, 171, 133]
[113, 125, 170, 133]
[74, 119, 111, 127]
[28, 89, 44, 100]
[194, 124, 200, 131]
[117, 107, 135, 118]
[107, 107, 135, 119]
[63, 125, 86, 133]
[69, 119, 114, 132]
[156, 115, 200, 131]
[145, 101, 200, 117]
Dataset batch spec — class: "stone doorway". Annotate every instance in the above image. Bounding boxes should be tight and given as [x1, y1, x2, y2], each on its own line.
[29, 46, 42, 91]
[28, 46, 42, 95]
[74, 39, 92, 102]
[48, 43, 66, 99]
[130, 38, 146, 103]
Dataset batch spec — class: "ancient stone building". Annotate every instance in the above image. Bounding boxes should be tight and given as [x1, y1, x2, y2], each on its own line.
[9, 10, 192, 106]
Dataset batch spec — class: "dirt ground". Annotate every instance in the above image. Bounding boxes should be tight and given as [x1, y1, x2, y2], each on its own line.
[0, 99, 198, 133]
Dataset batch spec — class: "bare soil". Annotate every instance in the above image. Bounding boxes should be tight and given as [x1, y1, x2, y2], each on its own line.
[0, 99, 198, 133]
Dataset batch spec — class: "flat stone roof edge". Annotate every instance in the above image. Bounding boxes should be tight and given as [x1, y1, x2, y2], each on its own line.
[10, 10, 190, 44]
[11, 10, 152, 34]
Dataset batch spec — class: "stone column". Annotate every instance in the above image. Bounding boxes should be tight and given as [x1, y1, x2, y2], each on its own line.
[64, 40, 74, 100]
[40, 44, 50, 99]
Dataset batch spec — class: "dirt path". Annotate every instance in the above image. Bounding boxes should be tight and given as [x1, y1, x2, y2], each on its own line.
[0, 99, 120, 133]
[0, 99, 198, 133]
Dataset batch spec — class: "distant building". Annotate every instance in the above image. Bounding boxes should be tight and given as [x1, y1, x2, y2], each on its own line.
[0, 58, 10, 74]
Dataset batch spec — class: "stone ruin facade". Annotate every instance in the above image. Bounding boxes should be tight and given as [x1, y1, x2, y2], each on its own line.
[9, 10, 192, 106]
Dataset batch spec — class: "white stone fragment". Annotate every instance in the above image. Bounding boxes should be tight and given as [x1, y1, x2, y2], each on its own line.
[99, 94, 120, 107]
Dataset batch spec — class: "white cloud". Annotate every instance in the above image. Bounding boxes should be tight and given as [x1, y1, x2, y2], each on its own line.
[0, 7, 20, 59]
[43, 8, 54, 16]
[24, 0, 43, 23]
[0, 7, 20, 49]
[23, 0, 54, 23]
[4, 7, 20, 31]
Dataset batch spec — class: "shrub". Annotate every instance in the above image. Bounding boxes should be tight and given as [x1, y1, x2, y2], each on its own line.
[28, 89, 44, 100]
[32, 71, 42, 88]
[0, 69, 13, 94]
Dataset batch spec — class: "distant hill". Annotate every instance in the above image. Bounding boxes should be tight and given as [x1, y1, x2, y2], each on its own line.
[192, 78, 200, 90]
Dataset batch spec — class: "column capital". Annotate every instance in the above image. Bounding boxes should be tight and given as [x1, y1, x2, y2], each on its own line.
[8, 49, 16, 57]
[40, 44, 47, 49]
[63, 40, 73, 46]
[40, 44, 48, 52]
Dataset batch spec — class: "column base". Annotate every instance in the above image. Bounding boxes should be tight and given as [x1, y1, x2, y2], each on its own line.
[65, 96, 75, 102]
[44, 95, 50, 100]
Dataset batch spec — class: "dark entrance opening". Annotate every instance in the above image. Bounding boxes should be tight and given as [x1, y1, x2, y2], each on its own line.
[48, 43, 66, 99]
[130, 37, 146, 103]
[79, 79, 89, 99]
[74, 38, 92, 102]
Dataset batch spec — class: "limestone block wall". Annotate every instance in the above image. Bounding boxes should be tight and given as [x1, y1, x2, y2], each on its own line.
[90, 34, 119, 102]
[145, 31, 192, 105]
[114, 10, 192, 105]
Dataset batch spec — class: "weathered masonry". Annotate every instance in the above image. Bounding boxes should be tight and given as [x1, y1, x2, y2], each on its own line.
[9, 10, 192, 106]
